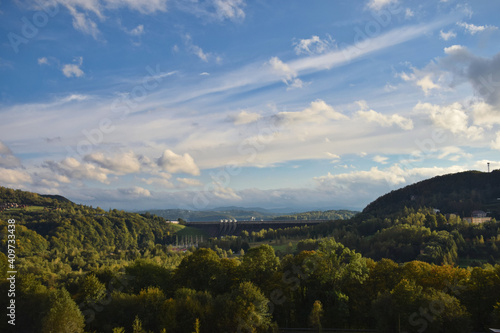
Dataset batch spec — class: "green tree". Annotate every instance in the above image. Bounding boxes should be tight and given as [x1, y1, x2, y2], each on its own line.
[309, 300, 323, 332]
[216, 281, 271, 333]
[240, 244, 279, 289]
[41, 288, 85, 333]
[78, 273, 106, 304]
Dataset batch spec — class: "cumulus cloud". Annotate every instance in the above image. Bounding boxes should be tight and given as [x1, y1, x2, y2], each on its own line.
[118, 186, 151, 197]
[228, 110, 262, 125]
[177, 177, 203, 187]
[355, 101, 413, 130]
[44, 157, 110, 183]
[269, 56, 304, 89]
[277, 100, 348, 124]
[472, 102, 500, 128]
[293, 35, 334, 55]
[437, 146, 472, 161]
[84, 151, 142, 175]
[314, 165, 466, 191]
[398, 66, 441, 95]
[457, 21, 498, 35]
[62, 57, 84, 78]
[399, 46, 500, 105]
[415, 102, 484, 140]
[157, 149, 200, 175]
[0, 141, 21, 168]
[0, 168, 32, 186]
[440, 29, 456, 41]
[492, 132, 500, 150]
[373, 155, 389, 164]
[212, 185, 242, 201]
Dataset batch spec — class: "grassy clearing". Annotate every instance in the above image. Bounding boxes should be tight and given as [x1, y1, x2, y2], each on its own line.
[175, 226, 207, 237]
[7, 205, 45, 212]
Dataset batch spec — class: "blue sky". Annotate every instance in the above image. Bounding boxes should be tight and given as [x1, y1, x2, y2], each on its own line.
[1, 0, 500, 211]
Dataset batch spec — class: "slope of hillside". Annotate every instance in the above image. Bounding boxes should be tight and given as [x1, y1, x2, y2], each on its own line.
[362, 170, 500, 218]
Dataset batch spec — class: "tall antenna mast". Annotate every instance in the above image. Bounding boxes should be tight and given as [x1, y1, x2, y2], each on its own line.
[488, 162, 490, 173]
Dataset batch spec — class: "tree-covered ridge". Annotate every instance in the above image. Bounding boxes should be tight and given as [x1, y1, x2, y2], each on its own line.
[362, 170, 500, 218]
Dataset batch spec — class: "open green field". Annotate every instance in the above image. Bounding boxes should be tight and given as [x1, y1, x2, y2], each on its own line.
[174, 225, 207, 237]
[4, 205, 45, 212]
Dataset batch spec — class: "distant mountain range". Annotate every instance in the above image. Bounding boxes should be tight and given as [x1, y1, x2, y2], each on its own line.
[137, 207, 359, 222]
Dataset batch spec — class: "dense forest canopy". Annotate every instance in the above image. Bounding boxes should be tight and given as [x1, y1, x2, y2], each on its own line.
[1, 170, 500, 332]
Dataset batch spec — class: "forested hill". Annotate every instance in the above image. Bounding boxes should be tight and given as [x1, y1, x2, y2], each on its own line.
[362, 170, 500, 218]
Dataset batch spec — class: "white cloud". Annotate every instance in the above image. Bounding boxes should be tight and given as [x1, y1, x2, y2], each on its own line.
[0, 168, 31, 186]
[440, 29, 456, 41]
[356, 101, 413, 130]
[118, 186, 151, 197]
[212, 0, 245, 21]
[492, 132, 500, 150]
[458, 21, 498, 35]
[367, 0, 398, 11]
[178, 0, 245, 22]
[326, 152, 341, 160]
[314, 164, 466, 190]
[84, 151, 142, 175]
[277, 99, 348, 124]
[443, 44, 466, 55]
[177, 177, 203, 187]
[157, 149, 201, 175]
[212, 185, 242, 201]
[128, 24, 144, 36]
[294, 35, 334, 55]
[269, 56, 297, 84]
[415, 102, 484, 140]
[398, 65, 441, 95]
[62, 57, 84, 78]
[472, 102, 500, 128]
[373, 155, 389, 164]
[0, 141, 21, 168]
[66, 5, 101, 39]
[416, 75, 441, 95]
[184, 34, 212, 62]
[44, 157, 110, 183]
[437, 146, 472, 161]
[229, 110, 262, 125]
[38, 57, 49, 65]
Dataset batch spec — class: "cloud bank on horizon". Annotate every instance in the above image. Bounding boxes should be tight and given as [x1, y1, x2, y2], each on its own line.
[1, 0, 500, 210]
